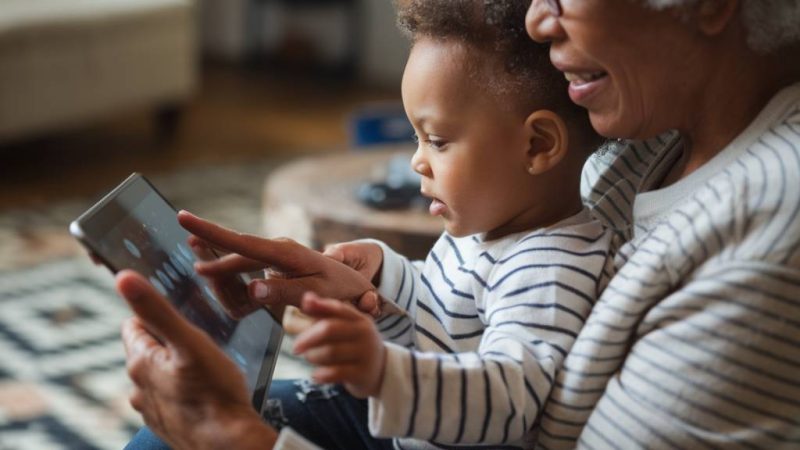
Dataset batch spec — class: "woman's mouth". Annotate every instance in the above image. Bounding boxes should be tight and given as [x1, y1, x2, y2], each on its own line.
[564, 71, 609, 106]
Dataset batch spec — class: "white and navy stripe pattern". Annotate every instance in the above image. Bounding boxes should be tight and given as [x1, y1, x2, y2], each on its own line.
[367, 210, 612, 449]
[273, 81, 800, 450]
[537, 82, 800, 449]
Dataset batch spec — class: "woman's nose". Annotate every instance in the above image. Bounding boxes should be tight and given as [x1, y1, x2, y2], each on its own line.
[526, 0, 564, 43]
[410, 147, 431, 178]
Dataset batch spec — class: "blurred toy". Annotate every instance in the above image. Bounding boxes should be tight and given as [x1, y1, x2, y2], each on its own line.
[357, 154, 427, 210]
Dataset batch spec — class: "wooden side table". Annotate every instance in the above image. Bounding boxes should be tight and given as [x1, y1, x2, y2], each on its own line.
[262, 148, 442, 260]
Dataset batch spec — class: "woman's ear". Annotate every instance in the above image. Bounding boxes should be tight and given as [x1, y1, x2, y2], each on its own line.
[694, 0, 739, 36]
[524, 110, 569, 175]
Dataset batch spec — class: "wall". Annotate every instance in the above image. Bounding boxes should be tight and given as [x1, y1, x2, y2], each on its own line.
[357, 0, 409, 88]
[198, 0, 408, 86]
[199, 0, 248, 60]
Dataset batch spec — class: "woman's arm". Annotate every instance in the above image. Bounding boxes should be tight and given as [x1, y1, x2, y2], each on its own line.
[580, 261, 800, 448]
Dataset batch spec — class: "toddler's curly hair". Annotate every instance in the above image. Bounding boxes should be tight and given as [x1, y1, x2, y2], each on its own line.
[395, 0, 590, 130]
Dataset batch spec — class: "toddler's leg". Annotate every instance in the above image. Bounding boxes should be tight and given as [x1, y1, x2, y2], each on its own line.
[265, 379, 393, 450]
[124, 379, 391, 450]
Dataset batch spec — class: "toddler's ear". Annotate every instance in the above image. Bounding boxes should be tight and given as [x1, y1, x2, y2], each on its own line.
[524, 110, 569, 175]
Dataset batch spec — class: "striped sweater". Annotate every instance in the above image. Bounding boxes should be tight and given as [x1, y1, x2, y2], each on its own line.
[538, 82, 800, 449]
[367, 209, 612, 449]
[274, 81, 800, 450]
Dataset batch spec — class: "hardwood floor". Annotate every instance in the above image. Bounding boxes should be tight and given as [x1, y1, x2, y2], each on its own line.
[0, 63, 400, 211]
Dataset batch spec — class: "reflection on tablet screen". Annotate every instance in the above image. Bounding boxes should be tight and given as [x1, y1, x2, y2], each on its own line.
[101, 193, 237, 344]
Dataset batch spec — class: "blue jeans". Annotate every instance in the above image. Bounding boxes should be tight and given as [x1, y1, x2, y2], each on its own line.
[124, 379, 394, 450]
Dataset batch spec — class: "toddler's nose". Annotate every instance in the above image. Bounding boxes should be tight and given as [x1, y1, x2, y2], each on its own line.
[410, 148, 432, 178]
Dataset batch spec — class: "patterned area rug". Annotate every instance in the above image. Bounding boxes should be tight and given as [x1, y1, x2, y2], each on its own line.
[0, 161, 311, 449]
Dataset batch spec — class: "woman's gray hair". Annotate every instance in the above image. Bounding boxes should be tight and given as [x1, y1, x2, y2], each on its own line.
[644, 0, 800, 53]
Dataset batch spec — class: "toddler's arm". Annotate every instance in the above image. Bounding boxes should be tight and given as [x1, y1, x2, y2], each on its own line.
[368, 240, 429, 348]
[367, 231, 609, 445]
[292, 268, 593, 445]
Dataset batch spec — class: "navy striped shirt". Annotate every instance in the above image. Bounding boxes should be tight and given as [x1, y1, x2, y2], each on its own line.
[367, 209, 612, 449]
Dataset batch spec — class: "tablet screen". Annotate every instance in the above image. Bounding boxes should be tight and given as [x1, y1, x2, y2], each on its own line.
[72, 174, 281, 408]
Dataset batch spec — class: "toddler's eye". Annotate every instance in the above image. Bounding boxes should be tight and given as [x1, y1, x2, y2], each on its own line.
[427, 138, 447, 151]
[412, 134, 420, 144]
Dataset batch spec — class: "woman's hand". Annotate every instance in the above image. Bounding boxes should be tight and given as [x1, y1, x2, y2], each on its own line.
[186, 235, 260, 320]
[177, 211, 380, 317]
[117, 270, 277, 450]
[292, 293, 387, 399]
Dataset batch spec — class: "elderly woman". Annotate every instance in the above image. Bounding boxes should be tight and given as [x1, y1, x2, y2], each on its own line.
[120, 0, 800, 449]
[522, 0, 800, 448]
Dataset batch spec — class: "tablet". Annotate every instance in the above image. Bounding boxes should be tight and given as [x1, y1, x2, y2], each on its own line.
[69, 173, 282, 414]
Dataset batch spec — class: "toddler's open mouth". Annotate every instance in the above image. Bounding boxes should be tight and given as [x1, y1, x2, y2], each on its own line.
[429, 198, 446, 216]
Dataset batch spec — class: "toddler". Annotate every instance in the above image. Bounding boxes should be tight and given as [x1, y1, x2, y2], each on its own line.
[289, 0, 612, 448]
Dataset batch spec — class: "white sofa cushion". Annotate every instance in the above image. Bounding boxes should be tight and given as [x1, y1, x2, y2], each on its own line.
[0, 0, 196, 141]
[0, 0, 191, 35]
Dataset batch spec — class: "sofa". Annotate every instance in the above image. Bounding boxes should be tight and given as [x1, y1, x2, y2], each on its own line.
[0, 0, 197, 142]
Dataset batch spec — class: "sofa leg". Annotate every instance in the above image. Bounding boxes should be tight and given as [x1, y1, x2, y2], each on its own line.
[154, 104, 184, 143]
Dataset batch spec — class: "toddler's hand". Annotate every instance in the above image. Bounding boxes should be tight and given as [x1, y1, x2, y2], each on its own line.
[323, 241, 384, 286]
[292, 292, 386, 399]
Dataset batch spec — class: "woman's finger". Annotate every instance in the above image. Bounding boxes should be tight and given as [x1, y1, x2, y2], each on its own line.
[195, 253, 266, 276]
[187, 235, 220, 262]
[209, 286, 257, 320]
[248, 277, 316, 307]
[116, 270, 207, 356]
[178, 211, 316, 272]
[121, 317, 163, 359]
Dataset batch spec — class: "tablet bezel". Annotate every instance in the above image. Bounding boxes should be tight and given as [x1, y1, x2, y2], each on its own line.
[70, 172, 282, 414]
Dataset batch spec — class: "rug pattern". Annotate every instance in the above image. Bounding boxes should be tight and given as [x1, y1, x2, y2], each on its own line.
[0, 259, 140, 449]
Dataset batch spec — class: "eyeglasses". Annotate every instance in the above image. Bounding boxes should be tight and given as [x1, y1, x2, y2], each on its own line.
[542, 0, 562, 17]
